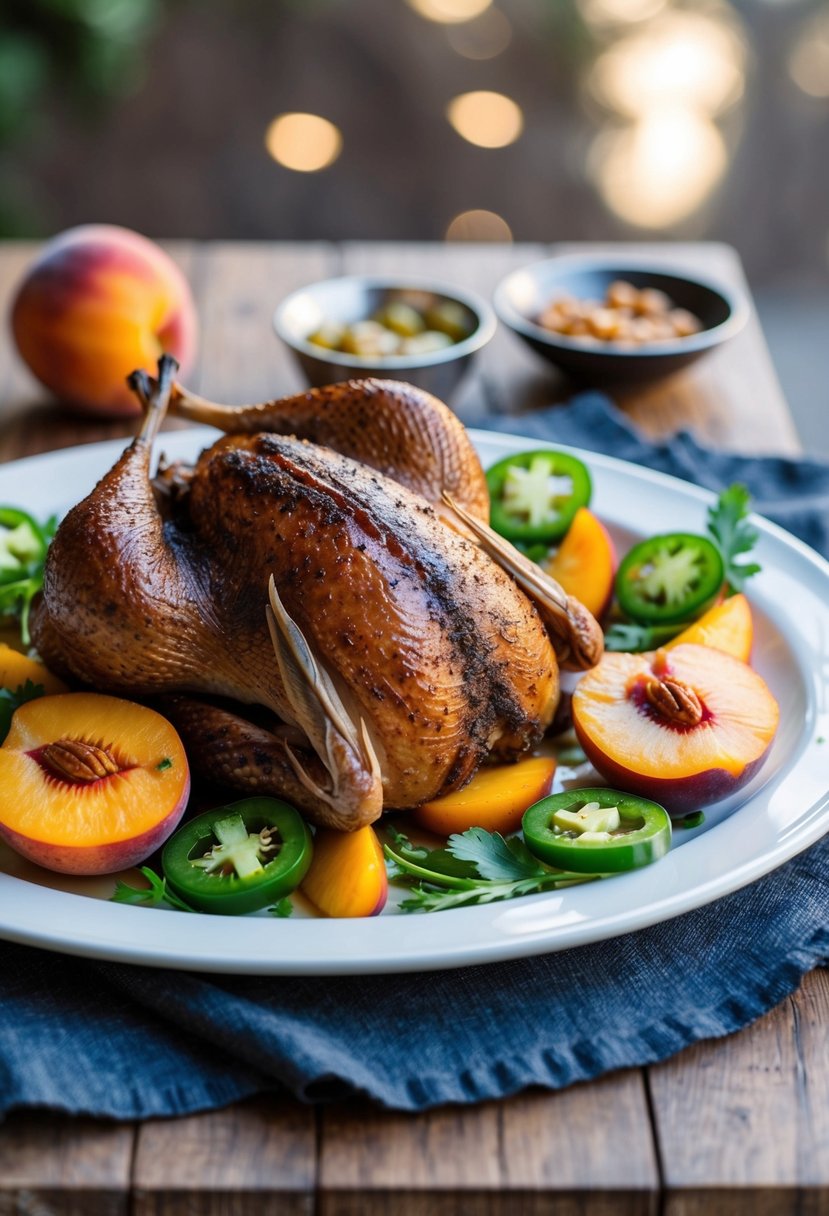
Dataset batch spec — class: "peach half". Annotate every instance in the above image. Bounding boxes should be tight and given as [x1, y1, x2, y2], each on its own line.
[543, 508, 616, 620]
[414, 756, 557, 837]
[0, 693, 189, 874]
[301, 825, 388, 918]
[572, 643, 779, 814]
[11, 225, 197, 418]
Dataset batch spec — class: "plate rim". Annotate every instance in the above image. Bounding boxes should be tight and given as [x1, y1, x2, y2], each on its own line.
[0, 425, 826, 974]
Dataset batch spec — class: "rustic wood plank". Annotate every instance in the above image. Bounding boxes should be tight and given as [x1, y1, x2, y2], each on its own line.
[319, 1071, 659, 1216]
[131, 1096, 316, 1216]
[195, 240, 339, 404]
[0, 1112, 133, 1216]
[651, 968, 829, 1216]
[551, 241, 800, 456]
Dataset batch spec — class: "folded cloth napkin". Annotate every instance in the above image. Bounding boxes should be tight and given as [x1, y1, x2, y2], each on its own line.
[1, 395, 827, 1119]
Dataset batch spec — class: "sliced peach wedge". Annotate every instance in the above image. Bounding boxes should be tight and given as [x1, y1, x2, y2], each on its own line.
[542, 508, 616, 620]
[572, 643, 779, 814]
[664, 593, 753, 662]
[414, 756, 557, 836]
[0, 692, 189, 874]
[0, 642, 67, 695]
[301, 825, 388, 918]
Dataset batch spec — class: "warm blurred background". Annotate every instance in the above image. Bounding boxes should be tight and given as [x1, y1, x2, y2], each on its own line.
[1, 0, 826, 450]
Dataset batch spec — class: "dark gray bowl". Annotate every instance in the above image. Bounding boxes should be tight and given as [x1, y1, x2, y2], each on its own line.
[274, 275, 496, 399]
[494, 255, 749, 383]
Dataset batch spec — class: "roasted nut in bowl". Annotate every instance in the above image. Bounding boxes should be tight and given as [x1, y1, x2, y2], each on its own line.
[273, 276, 496, 399]
[494, 256, 749, 384]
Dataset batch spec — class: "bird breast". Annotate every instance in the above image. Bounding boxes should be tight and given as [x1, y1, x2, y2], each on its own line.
[185, 433, 559, 807]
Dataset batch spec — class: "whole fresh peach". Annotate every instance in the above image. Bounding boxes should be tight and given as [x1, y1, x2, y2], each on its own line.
[10, 225, 197, 418]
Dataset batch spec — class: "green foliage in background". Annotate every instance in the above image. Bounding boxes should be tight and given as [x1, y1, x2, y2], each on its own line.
[0, 0, 163, 233]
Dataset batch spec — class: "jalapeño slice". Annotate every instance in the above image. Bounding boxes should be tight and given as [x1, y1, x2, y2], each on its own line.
[522, 787, 671, 873]
[487, 450, 592, 544]
[162, 797, 313, 915]
[615, 533, 724, 625]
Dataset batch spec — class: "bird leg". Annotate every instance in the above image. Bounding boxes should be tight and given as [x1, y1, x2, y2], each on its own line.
[442, 492, 604, 672]
[265, 576, 384, 828]
[127, 355, 178, 447]
[29, 355, 207, 693]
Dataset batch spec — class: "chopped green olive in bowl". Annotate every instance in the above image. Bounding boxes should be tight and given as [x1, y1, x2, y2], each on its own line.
[274, 275, 496, 400]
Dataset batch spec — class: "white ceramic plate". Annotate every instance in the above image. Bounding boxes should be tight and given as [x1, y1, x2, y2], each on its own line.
[0, 428, 826, 974]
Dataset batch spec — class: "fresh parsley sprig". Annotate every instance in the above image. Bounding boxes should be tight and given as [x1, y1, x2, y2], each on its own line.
[111, 866, 196, 913]
[706, 484, 761, 595]
[384, 825, 593, 914]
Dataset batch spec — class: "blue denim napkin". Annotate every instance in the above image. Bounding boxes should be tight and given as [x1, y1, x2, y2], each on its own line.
[1, 395, 827, 1118]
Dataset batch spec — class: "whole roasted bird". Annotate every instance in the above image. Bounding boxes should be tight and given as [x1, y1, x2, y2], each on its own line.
[31, 358, 602, 830]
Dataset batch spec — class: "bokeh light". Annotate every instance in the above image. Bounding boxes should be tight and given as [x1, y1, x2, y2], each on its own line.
[788, 14, 829, 98]
[445, 209, 513, 240]
[406, 0, 491, 24]
[585, 6, 744, 229]
[589, 11, 745, 119]
[446, 91, 524, 148]
[265, 113, 342, 172]
[588, 108, 727, 228]
[446, 7, 512, 59]
[578, 0, 667, 28]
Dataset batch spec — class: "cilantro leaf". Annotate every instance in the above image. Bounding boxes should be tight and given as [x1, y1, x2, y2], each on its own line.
[111, 867, 168, 907]
[603, 620, 686, 653]
[269, 897, 294, 918]
[446, 827, 545, 882]
[399, 877, 545, 914]
[383, 840, 479, 891]
[111, 867, 196, 912]
[706, 484, 761, 595]
[385, 823, 429, 862]
[0, 679, 45, 744]
[385, 825, 595, 913]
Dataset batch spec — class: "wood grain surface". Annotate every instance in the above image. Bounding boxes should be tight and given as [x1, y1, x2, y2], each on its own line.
[0, 240, 823, 1216]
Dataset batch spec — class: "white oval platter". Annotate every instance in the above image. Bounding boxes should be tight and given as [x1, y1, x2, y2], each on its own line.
[0, 426, 826, 974]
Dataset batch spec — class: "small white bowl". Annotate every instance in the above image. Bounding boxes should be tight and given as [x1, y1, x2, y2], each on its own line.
[274, 274, 496, 399]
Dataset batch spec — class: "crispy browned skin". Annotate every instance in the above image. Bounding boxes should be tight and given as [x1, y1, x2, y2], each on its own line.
[31, 426, 558, 827]
[168, 377, 491, 522]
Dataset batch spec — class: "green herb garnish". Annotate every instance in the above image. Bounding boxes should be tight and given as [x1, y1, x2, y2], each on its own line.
[111, 866, 196, 912]
[0, 679, 44, 744]
[0, 507, 58, 646]
[384, 826, 593, 914]
[269, 897, 294, 918]
[603, 621, 686, 652]
[706, 485, 761, 596]
[156, 757, 173, 771]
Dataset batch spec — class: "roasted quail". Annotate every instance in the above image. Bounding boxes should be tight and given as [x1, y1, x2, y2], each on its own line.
[31, 360, 602, 830]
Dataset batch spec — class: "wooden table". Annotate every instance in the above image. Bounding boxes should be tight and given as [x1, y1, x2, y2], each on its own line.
[0, 240, 825, 1215]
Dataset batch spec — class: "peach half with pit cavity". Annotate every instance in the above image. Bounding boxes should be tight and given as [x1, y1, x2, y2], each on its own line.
[572, 643, 779, 815]
[0, 692, 190, 874]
